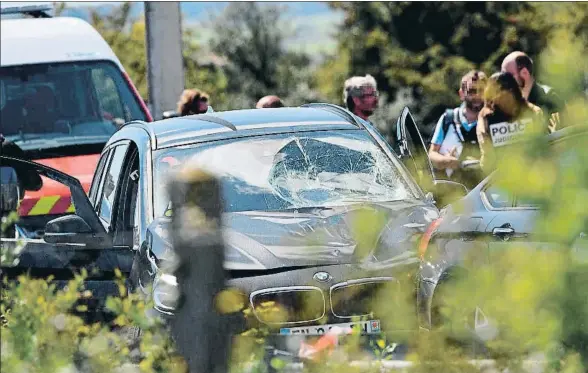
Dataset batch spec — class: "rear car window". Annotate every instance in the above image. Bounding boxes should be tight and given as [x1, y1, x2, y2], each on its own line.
[0, 61, 147, 151]
[483, 183, 513, 209]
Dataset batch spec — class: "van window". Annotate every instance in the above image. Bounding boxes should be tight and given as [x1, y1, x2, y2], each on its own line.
[91, 69, 126, 121]
[0, 61, 147, 153]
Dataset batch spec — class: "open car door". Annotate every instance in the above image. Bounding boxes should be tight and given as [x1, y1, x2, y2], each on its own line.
[395, 108, 471, 207]
[1, 156, 130, 321]
[0, 155, 111, 246]
[396, 107, 436, 191]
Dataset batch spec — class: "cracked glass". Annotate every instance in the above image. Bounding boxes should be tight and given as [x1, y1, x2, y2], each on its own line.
[153, 129, 418, 216]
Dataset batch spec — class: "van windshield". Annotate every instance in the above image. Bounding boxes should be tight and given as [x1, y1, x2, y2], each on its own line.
[0, 61, 148, 154]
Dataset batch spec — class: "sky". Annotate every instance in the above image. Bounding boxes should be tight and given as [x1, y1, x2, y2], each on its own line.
[62, 2, 343, 57]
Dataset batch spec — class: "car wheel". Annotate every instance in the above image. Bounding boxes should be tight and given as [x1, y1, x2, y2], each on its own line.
[126, 254, 141, 294]
[429, 272, 492, 357]
[121, 253, 144, 348]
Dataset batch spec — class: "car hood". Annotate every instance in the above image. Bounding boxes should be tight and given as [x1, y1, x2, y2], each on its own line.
[149, 200, 440, 271]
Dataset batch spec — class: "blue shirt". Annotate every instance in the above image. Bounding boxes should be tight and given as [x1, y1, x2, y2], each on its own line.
[431, 103, 477, 146]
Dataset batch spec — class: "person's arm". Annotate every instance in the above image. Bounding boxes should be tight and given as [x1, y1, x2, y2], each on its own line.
[427, 113, 461, 170]
[428, 144, 461, 170]
[477, 107, 496, 174]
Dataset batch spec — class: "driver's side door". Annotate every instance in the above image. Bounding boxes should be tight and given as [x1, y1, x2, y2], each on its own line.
[0, 156, 133, 317]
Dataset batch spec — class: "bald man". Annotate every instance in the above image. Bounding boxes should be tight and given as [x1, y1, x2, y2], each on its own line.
[256, 95, 284, 109]
[501, 51, 563, 131]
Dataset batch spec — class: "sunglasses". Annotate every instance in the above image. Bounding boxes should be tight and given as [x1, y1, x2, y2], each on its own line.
[360, 91, 379, 98]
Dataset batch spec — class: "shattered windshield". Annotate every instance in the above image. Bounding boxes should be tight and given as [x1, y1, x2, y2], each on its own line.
[153, 130, 418, 216]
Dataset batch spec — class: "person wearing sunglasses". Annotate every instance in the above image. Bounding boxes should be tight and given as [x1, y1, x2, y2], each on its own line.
[343, 74, 379, 123]
[428, 70, 488, 189]
[501, 51, 563, 132]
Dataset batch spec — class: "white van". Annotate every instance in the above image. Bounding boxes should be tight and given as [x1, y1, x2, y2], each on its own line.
[1, 3, 153, 236]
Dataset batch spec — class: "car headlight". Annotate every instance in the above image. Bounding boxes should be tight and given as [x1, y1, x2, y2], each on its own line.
[152, 244, 264, 314]
[371, 223, 421, 262]
[153, 272, 179, 315]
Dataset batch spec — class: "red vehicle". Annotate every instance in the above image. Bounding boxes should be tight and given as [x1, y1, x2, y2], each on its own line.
[1, 5, 152, 237]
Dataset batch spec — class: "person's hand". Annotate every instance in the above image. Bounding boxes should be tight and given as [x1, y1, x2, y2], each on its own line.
[548, 112, 560, 133]
[478, 106, 494, 120]
[446, 146, 461, 169]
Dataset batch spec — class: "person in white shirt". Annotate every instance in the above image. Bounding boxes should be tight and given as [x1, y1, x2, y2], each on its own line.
[428, 70, 487, 189]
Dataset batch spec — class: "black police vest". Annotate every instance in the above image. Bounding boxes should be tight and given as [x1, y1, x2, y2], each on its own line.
[485, 108, 544, 150]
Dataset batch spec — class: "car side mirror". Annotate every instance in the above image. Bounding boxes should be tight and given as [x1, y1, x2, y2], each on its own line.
[44, 215, 110, 247]
[0, 166, 20, 213]
[432, 179, 468, 207]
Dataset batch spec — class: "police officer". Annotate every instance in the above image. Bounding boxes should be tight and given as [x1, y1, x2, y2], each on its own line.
[476, 72, 544, 174]
[501, 51, 563, 132]
[428, 70, 487, 190]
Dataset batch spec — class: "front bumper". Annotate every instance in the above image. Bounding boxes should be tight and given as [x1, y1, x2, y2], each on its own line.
[150, 263, 422, 338]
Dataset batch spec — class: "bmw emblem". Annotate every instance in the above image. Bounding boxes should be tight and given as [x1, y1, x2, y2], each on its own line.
[313, 271, 332, 283]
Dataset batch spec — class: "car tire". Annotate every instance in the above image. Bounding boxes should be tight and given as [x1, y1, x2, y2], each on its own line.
[429, 271, 489, 357]
[121, 253, 144, 349]
[126, 253, 141, 293]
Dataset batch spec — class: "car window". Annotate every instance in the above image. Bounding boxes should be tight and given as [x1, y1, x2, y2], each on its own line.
[514, 196, 539, 208]
[132, 189, 140, 250]
[152, 129, 419, 216]
[0, 61, 147, 154]
[98, 145, 127, 225]
[88, 150, 111, 204]
[112, 149, 140, 246]
[483, 183, 513, 209]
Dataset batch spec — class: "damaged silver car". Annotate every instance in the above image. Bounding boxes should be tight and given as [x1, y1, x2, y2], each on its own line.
[2, 104, 467, 353]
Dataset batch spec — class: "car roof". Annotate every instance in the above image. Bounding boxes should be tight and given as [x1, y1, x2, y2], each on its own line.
[0, 17, 124, 69]
[122, 107, 365, 150]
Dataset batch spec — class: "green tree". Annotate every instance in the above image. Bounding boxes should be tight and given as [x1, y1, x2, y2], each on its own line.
[79, 2, 228, 107]
[209, 2, 319, 108]
[85, 3, 149, 100]
[321, 2, 588, 138]
[182, 27, 230, 110]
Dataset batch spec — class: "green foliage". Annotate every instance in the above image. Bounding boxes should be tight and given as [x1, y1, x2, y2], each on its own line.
[76, 2, 321, 110]
[83, 2, 228, 108]
[3, 3, 588, 372]
[322, 2, 588, 138]
[0, 271, 187, 373]
[87, 3, 149, 99]
[209, 2, 322, 108]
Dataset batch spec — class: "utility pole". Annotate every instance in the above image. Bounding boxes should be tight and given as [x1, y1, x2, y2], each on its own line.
[145, 2, 184, 120]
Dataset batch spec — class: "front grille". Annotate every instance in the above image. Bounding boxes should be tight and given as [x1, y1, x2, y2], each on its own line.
[329, 277, 396, 318]
[250, 286, 325, 325]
